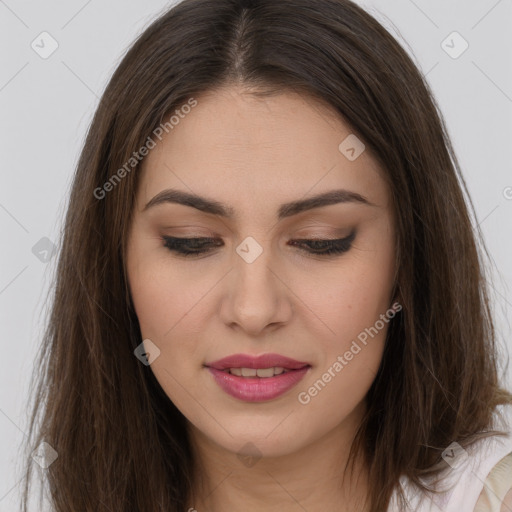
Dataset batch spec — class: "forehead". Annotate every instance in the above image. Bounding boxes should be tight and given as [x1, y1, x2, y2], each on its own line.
[136, 85, 390, 214]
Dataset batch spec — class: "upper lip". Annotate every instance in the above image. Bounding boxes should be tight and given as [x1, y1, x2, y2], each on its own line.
[205, 353, 311, 371]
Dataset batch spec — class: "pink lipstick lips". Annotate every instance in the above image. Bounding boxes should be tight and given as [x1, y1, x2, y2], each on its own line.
[205, 353, 311, 402]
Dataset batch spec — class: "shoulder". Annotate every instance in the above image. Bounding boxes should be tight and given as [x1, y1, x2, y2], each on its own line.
[440, 403, 512, 512]
[388, 403, 512, 512]
[473, 451, 512, 512]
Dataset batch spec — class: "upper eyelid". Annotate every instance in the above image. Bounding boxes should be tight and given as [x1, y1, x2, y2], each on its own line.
[161, 232, 357, 249]
[161, 235, 355, 256]
[162, 235, 353, 241]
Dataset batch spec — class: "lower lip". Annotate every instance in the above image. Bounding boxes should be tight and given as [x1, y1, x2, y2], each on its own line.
[206, 366, 311, 402]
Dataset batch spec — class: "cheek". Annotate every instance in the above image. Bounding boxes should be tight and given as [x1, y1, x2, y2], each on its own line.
[127, 258, 209, 410]
[129, 273, 208, 370]
[301, 270, 390, 385]
[127, 242, 210, 340]
[301, 242, 395, 348]
[294, 231, 395, 403]
[126, 242, 201, 383]
[294, 272, 392, 427]
[128, 267, 181, 340]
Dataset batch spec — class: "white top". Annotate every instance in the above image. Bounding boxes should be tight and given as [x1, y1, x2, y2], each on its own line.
[473, 452, 512, 511]
[387, 403, 512, 511]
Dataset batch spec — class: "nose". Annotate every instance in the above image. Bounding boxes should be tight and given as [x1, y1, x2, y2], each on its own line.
[218, 238, 293, 336]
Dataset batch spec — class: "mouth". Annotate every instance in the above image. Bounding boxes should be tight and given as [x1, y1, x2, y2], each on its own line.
[204, 353, 312, 402]
[205, 352, 311, 372]
[216, 366, 307, 377]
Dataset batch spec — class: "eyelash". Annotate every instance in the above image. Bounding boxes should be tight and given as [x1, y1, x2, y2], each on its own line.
[162, 231, 356, 258]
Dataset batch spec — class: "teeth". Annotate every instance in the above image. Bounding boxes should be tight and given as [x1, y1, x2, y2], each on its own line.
[256, 368, 275, 378]
[227, 367, 287, 377]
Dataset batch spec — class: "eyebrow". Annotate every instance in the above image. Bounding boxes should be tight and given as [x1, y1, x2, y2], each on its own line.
[143, 188, 377, 220]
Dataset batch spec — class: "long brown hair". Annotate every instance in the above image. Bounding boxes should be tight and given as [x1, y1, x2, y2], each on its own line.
[20, 0, 512, 510]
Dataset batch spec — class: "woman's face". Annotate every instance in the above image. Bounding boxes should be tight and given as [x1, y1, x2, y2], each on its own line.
[126, 85, 396, 459]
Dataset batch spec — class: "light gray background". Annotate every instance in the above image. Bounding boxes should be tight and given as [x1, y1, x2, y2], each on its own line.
[1, 0, 511, 509]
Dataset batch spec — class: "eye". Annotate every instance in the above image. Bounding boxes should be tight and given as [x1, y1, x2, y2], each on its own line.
[162, 231, 356, 258]
[288, 230, 356, 256]
[162, 236, 223, 256]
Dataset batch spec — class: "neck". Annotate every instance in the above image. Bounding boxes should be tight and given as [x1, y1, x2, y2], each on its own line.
[185, 401, 370, 512]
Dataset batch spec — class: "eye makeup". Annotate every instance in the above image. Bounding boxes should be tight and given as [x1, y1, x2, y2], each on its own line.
[161, 229, 357, 258]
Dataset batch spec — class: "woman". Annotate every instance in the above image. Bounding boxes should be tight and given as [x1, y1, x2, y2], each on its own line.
[21, 0, 512, 511]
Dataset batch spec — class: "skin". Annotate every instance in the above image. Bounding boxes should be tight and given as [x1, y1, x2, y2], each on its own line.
[126, 84, 397, 512]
